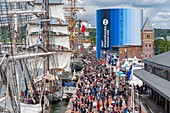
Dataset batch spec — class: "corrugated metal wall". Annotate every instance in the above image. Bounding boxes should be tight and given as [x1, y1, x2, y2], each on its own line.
[96, 8, 143, 58]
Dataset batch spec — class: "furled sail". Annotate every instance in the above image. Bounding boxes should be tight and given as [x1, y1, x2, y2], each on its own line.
[27, 35, 70, 49]
[27, 25, 68, 35]
[49, 52, 71, 72]
[0, 96, 43, 113]
[49, 35, 70, 49]
[35, 4, 66, 22]
[50, 25, 69, 34]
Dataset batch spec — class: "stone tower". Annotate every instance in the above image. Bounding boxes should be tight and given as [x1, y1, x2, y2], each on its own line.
[141, 18, 154, 59]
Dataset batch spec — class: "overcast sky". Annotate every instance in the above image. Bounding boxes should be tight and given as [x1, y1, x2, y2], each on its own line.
[76, 0, 170, 29]
[38, 0, 170, 29]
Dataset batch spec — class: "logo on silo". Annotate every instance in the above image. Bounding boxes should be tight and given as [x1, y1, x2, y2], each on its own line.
[102, 18, 109, 49]
[103, 19, 108, 25]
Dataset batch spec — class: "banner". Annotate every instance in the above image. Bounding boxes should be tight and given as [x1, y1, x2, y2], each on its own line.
[101, 9, 110, 50]
[62, 82, 76, 87]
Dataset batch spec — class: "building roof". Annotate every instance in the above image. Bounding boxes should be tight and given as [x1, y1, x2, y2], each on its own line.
[166, 36, 170, 41]
[156, 37, 165, 40]
[134, 69, 170, 101]
[142, 18, 153, 31]
[35, 0, 63, 4]
[143, 51, 170, 68]
[97, 6, 143, 10]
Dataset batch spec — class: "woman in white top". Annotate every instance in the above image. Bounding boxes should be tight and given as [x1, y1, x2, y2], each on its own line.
[93, 101, 97, 109]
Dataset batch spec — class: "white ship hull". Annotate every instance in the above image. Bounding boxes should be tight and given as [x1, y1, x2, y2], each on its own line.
[0, 96, 50, 113]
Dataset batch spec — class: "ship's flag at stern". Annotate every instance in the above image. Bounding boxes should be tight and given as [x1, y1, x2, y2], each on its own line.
[37, 21, 43, 44]
[42, 0, 45, 9]
[126, 65, 132, 80]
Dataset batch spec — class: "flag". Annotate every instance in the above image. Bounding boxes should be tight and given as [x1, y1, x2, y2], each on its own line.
[107, 55, 112, 65]
[126, 65, 132, 79]
[78, 20, 82, 30]
[40, 22, 43, 29]
[38, 33, 42, 44]
[42, 0, 45, 9]
[76, 42, 78, 49]
[72, 12, 77, 19]
[81, 25, 86, 33]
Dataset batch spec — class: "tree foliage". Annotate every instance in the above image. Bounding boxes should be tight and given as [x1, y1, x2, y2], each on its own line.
[154, 37, 170, 53]
[154, 28, 170, 38]
[87, 28, 96, 44]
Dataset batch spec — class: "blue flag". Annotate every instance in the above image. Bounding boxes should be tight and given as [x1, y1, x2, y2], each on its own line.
[126, 65, 132, 79]
[108, 55, 112, 64]
[40, 22, 43, 29]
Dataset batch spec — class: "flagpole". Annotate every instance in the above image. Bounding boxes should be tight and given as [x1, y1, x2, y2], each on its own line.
[132, 84, 135, 113]
[110, 62, 112, 76]
[130, 84, 133, 109]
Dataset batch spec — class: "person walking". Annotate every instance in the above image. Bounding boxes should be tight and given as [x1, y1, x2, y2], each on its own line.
[71, 100, 74, 112]
[75, 99, 78, 111]
[120, 98, 123, 110]
[97, 102, 100, 111]
[101, 95, 105, 107]
[116, 99, 119, 110]
[106, 100, 109, 110]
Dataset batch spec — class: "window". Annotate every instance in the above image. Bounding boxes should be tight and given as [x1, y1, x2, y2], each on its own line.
[146, 44, 147, 47]
[146, 55, 147, 57]
[149, 44, 151, 47]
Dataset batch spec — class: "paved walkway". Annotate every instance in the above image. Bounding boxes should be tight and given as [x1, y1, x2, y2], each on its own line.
[65, 54, 133, 113]
[65, 75, 131, 113]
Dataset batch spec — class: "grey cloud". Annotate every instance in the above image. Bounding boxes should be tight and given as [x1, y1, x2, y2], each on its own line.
[82, 0, 170, 28]
[35, 0, 170, 28]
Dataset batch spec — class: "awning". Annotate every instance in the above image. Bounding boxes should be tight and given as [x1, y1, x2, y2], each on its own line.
[60, 72, 71, 80]
[70, 61, 84, 71]
[134, 69, 170, 101]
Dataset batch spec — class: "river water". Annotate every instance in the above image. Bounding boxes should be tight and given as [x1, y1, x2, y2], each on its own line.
[50, 100, 69, 113]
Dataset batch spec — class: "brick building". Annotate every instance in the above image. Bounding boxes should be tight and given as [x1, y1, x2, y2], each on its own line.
[141, 18, 154, 59]
[112, 18, 154, 61]
[134, 51, 170, 113]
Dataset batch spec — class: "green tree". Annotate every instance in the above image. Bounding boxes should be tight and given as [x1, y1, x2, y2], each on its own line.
[155, 37, 170, 53]
[87, 28, 96, 44]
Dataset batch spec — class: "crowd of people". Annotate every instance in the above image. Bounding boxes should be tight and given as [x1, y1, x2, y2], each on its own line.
[70, 56, 134, 113]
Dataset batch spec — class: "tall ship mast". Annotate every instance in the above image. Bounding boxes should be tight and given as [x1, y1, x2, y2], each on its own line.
[26, 0, 72, 101]
[0, 0, 50, 113]
[63, 0, 92, 75]
[63, 0, 91, 52]
[0, 0, 43, 54]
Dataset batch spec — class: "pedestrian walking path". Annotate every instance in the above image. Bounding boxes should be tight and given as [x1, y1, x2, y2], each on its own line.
[65, 56, 133, 113]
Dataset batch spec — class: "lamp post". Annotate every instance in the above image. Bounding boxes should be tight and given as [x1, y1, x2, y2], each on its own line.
[136, 90, 141, 113]
[130, 84, 135, 113]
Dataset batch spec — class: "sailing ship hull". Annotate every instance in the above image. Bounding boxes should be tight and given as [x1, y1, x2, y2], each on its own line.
[0, 96, 50, 113]
[46, 87, 63, 101]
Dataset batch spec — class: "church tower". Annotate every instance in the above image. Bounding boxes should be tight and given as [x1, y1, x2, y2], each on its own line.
[141, 18, 154, 59]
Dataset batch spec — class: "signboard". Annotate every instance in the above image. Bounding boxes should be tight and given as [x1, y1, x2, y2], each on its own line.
[62, 82, 76, 87]
[63, 87, 77, 94]
[101, 9, 110, 50]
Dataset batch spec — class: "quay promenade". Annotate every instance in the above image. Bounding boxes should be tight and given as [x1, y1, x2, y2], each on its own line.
[65, 56, 137, 113]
